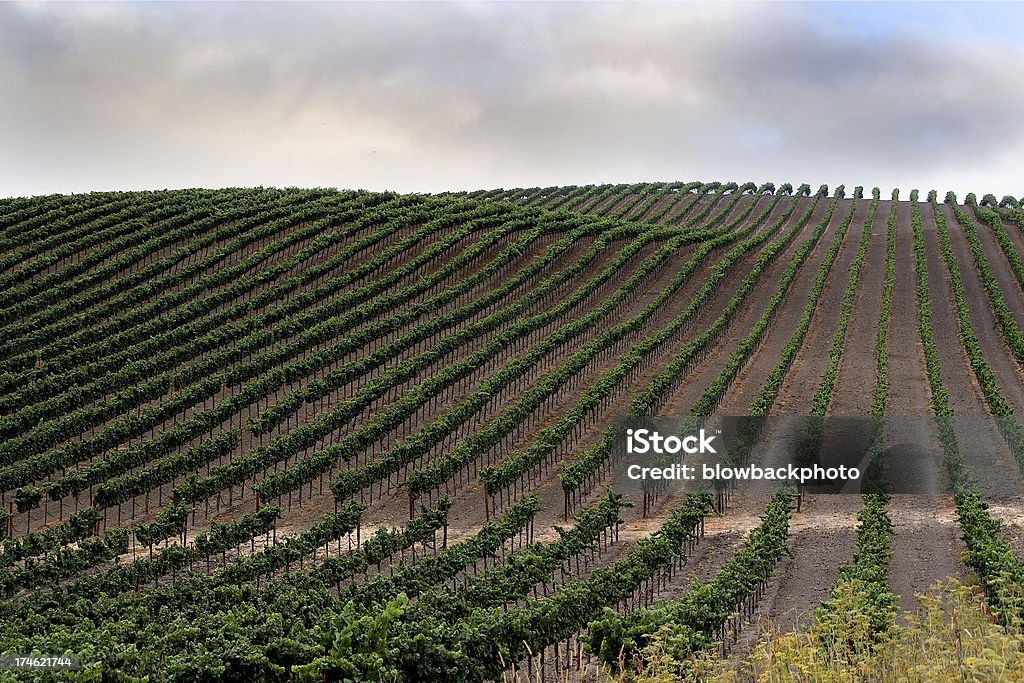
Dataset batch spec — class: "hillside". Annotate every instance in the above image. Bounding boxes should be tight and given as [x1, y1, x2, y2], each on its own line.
[1, 183, 1023, 681]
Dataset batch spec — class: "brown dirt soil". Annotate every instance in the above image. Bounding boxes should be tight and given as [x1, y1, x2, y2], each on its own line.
[773, 198, 870, 414]
[936, 204, 1024, 411]
[715, 198, 839, 414]
[664, 192, 711, 225]
[733, 493, 861, 654]
[635, 188, 691, 224]
[921, 205, 1024, 493]
[984, 499, 1024, 558]
[965, 206, 1024, 329]
[994, 209, 1024, 267]
[658, 196, 817, 414]
[887, 493, 969, 617]
[884, 200, 970, 612]
[622, 188, 678, 222]
[827, 199, 886, 415]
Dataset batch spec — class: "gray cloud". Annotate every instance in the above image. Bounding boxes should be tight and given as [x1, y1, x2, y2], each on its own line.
[1, 1, 1021, 198]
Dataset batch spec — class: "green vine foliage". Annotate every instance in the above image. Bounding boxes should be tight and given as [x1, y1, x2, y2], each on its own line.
[586, 491, 793, 668]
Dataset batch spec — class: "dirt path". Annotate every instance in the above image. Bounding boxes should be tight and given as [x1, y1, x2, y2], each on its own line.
[922, 205, 1024, 495]
[962, 204, 1024, 329]
[635, 188, 691, 224]
[717, 198, 845, 414]
[649, 196, 857, 660]
[733, 493, 860, 655]
[888, 493, 968, 617]
[773, 198, 870, 414]
[990, 206, 1024, 277]
[918, 205, 994, 407]
[658, 197, 818, 414]
[664, 193, 712, 225]
[828, 199, 886, 415]
[720, 201, 870, 646]
[984, 500, 1024, 558]
[885, 200, 968, 612]
[937, 203, 1024, 411]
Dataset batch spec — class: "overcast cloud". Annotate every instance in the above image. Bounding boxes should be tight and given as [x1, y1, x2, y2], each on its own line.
[1, 1, 1021, 198]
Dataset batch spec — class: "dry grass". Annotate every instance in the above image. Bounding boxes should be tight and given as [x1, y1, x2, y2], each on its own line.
[608, 580, 1024, 682]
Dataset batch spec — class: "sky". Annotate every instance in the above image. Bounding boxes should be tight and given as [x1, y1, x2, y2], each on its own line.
[1, 1, 1022, 199]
